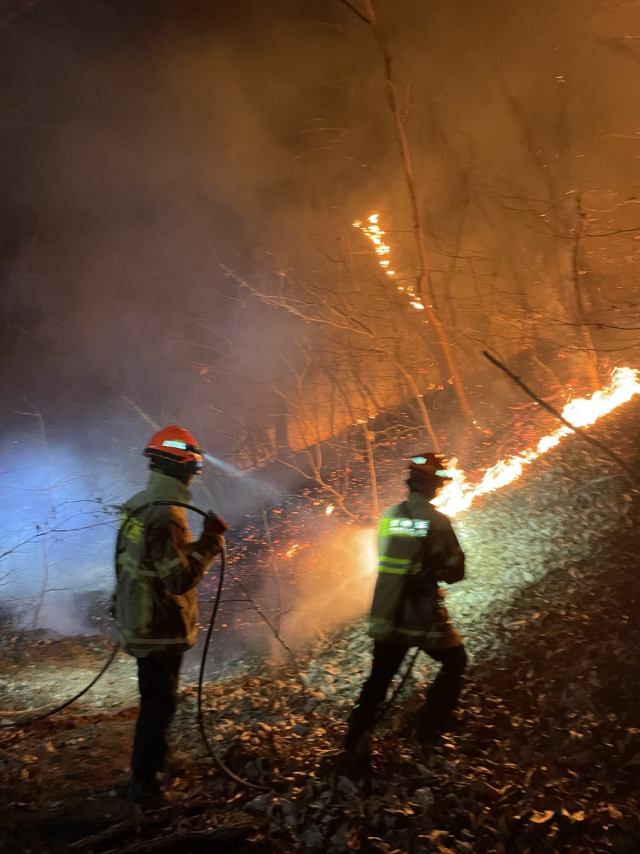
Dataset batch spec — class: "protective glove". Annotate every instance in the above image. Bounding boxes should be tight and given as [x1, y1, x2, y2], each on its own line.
[203, 512, 229, 536]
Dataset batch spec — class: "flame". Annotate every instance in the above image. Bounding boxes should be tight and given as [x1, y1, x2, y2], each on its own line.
[353, 212, 424, 313]
[285, 544, 300, 558]
[353, 214, 392, 269]
[326, 504, 335, 516]
[433, 366, 640, 518]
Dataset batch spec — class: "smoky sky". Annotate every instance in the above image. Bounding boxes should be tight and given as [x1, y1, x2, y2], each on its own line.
[1, 1, 374, 432]
[1, 0, 640, 447]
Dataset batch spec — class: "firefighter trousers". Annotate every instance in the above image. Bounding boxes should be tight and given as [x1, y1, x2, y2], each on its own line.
[345, 641, 467, 749]
[131, 650, 183, 790]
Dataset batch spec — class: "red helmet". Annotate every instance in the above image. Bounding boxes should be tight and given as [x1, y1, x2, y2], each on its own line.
[407, 452, 452, 480]
[144, 426, 204, 472]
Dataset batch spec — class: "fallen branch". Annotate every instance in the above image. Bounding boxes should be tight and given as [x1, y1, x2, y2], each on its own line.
[68, 817, 134, 851]
[483, 350, 639, 483]
[0, 705, 49, 717]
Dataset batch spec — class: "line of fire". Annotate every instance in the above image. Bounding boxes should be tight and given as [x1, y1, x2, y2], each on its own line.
[1, 1, 640, 852]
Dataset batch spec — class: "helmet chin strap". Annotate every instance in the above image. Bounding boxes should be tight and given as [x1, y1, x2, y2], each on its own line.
[150, 458, 199, 484]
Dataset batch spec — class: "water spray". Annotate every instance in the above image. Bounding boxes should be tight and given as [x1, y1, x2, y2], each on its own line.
[203, 453, 240, 475]
[203, 453, 281, 501]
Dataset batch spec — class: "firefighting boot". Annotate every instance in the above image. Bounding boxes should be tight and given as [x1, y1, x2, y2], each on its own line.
[345, 703, 377, 749]
[337, 706, 375, 779]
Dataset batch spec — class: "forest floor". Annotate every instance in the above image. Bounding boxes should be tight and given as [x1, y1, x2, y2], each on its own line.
[1, 396, 640, 854]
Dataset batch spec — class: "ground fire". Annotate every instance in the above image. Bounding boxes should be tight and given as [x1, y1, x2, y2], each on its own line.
[434, 366, 640, 518]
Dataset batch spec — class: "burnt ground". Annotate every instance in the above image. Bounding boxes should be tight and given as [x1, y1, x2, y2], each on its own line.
[1, 398, 640, 853]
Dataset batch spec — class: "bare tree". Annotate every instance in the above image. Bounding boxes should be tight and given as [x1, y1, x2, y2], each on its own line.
[488, 68, 608, 390]
[13, 399, 54, 630]
[337, 0, 474, 421]
[221, 249, 441, 452]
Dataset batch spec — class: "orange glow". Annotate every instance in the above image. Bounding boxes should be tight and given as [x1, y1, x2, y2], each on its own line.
[433, 367, 640, 518]
[358, 366, 640, 577]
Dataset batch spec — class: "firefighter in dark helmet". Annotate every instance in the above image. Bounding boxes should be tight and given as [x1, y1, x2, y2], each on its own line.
[113, 426, 228, 807]
[343, 453, 466, 768]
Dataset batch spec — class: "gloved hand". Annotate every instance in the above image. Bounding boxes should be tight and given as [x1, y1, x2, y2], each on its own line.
[203, 512, 229, 536]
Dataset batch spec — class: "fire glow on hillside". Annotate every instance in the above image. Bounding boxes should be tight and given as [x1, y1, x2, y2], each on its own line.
[434, 367, 640, 518]
[352, 213, 640, 519]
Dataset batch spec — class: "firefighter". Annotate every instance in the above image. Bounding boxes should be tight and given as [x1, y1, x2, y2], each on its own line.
[113, 426, 228, 808]
[343, 453, 466, 770]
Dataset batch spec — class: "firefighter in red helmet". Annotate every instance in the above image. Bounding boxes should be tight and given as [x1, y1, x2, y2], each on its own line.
[341, 453, 466, 774]
[113, 426, 228, 808]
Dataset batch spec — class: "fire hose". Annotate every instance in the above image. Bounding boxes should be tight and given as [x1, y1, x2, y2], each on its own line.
[0, 645, 120, 729]
[0, 501, 262, 788]
[376, 648, 421, 726]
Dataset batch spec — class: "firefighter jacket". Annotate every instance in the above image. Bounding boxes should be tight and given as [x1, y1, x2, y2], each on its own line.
[369, 491, 465, 649]
[114, 471, 222, 657]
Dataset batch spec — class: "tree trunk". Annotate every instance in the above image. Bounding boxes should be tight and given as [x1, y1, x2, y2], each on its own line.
[381, 49, 474, 421]
[349, 0, 474, 422]
[396, 364, 441, 451]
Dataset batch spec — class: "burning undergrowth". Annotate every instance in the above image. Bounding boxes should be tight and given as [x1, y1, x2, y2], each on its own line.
[215, 367, 640, 668]
[278, 388, 640, 692]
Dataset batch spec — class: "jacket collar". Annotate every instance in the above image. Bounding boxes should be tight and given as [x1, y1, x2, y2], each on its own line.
[146, 470, 192, 504]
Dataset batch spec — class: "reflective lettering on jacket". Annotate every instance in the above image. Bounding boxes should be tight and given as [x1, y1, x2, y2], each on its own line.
[378, 517, 430, 574]
[369, 493, 465, 649]
[379, 517, 430, 539]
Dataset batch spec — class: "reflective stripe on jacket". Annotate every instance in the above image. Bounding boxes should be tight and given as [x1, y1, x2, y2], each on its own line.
[369, 491, 465, 649]
[114, 471, 222, 657]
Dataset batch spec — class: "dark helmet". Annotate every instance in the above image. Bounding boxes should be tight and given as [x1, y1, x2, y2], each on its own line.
[407, 453, 452, 481]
